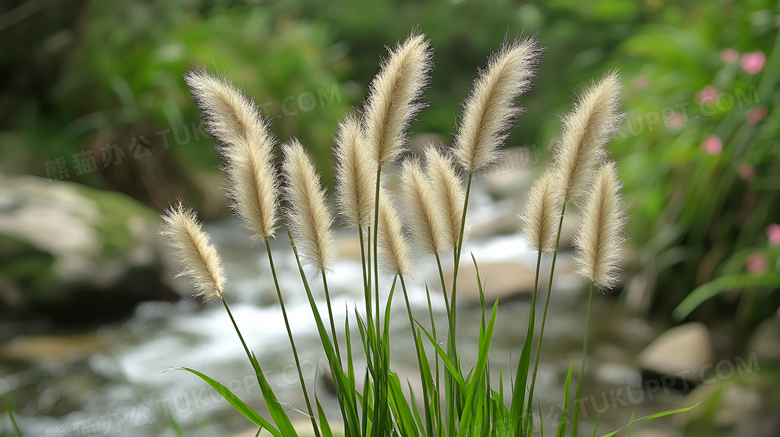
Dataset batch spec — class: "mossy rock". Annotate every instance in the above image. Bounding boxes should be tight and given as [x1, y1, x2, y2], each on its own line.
[0, 175, 174, 323]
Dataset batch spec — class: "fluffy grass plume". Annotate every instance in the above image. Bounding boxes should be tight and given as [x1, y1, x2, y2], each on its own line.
[400, 157, 449, 254]
[363, 31, 433, 165]
[425, 145, 466, 250]
[574, 161, 627, 289]
[161, 202, 225, 301]
[552, 71, 623, 202]
[282, 139, 336, 273]
[334, 113, 377, 228]
[185, 68, 278, 241]
[377, 190, 412, 276]
[454, 35, 542, 173]
[520, 170, 564, 253]
[184, 67, 267, 149]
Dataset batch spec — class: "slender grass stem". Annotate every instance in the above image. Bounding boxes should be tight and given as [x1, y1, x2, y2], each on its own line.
[571, 285, 594, 437]
[359, 226, 371, 311]
[264, 239, 319, 436]
[365, 226, 375, 349]
[446, 170, 473, 434]
[451, 171, 474, 343]
[434, 252, 451, 316]
[370, 163, 387, 436]
[399, 275, 433, 435]
[220, 297, 254, 364]
[286, 227, 354, 434]
[424, 284, 443, 434]
[432, 251, 447, 430]
[521, 250, 543, 429]
[527, 203, 566, 413]
[372, 165, 382, 341]
[321, 270, 342, 362]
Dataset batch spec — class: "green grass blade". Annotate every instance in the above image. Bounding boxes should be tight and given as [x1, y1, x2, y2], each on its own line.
[593, 412, 601, 437]
[599, 403, 700, 437]
[456, 300, 498, 437]
[407, 380, 426, 433]
[417, 323, 466, 391]
[345, 310, 359, 413]
[248, 352, 299, 437]
[556, 364, 574, 437]
[2, 393, 22, 437]
[164, 367, 282, 437]
[626, 410, 635, 436]
[287, 229, 361, 434]
[673, 272, 780, 320]
[415, 330, 437, 436]
[316, 395, 334, 437]
[591, 412, 601, 437]
[388, 372, 420, 437]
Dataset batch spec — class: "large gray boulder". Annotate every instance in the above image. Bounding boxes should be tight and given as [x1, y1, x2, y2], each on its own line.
[637, 322, 714, 385]
[0, 175, 172, 323]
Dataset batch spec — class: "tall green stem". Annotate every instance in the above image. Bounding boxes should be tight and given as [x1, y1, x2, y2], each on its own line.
[359, 226, 371, 312]
[264, 239, 319, 436]
[372, 165, 382, 340]
[450, 171, 474, 341]
[434, 252, 451, 316]
[286, 227, 355, 434]
[399, 275, 434, 436]
[446, 170, 473, 433]
[527, 203, 566, 413]
[370, 163, 387, 436]
[321, 270, 341, 362]
[571, 285, 594, 437]
[358, 225, 377, 367]
[221, 296, 255, 368]
[520, 250, 544, 430]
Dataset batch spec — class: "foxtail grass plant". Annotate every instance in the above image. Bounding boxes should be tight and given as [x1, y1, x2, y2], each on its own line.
[161, 29, 697, 436]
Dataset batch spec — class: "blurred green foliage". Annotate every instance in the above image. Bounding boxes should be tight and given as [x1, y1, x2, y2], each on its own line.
[1, 0, 778, 324]
[606, 0, 780, 326]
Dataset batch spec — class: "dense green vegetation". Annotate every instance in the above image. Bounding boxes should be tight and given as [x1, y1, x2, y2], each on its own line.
[1, 0, 778, 327]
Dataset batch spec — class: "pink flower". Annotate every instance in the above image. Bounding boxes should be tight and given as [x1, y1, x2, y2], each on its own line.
[746, 106, 767, 125]
[746, 253, 768, 273]
[740, 51, 766, 74]
[738, 163, 754, 180]
[701, 135, 722, 155]
[767, 224, 780, 246]
[721, 48, 739, 63]
[697, 85, 719, 104]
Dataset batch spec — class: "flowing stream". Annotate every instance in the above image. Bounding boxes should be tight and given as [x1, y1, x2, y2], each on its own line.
[1, 182, 685, 436]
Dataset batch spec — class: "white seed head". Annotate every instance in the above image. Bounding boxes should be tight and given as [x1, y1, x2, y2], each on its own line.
[520, 170, 564, 253]
[454, 35, 542, 172]
[334, 113, 377, 228]
[400, 157, 449, 255]
[425, 145, 467, 250]
[363, 31, 433, 165]
[282, 139, 335, 273]
[160, 202, 225, 301]
[184, 68, 278, 240]
[552, 71, 624, 202]
[377, 190, 412, 276]
[573, 161, 627, 289]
